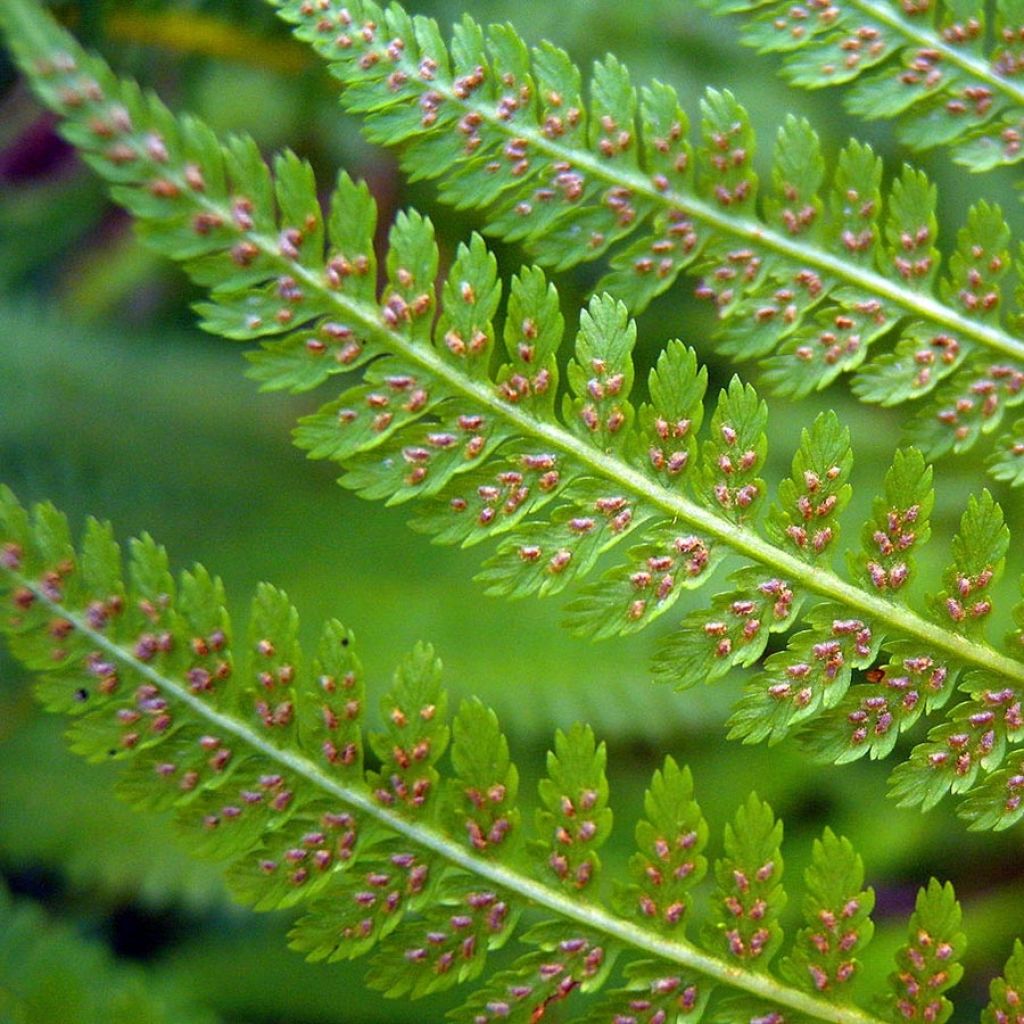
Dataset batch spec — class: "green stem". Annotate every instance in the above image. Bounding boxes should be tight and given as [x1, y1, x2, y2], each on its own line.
[274, 0, 1024, 366]
[6, 562, 889, 1024]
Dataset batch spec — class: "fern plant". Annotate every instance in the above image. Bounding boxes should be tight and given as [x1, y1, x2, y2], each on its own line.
[694, 0, 1024, 484]
[701, 0, 1024, 173]
[4, 484, 1024, 1024]
[4, 0, 1024, 828]
[3, 0, 1024, 1020]
[251, 0, 1024, 484]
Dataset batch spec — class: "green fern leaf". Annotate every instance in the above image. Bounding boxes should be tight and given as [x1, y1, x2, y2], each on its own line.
[241, 0, 1024, 480]
[624, 757, 709, 937]
[781, 829, 874, 998]
[706, 793, 786, 968]
[699, 378, 769, 524]
[364, 872, 518, 998]
[931, 490, 1009, 637]
[455, 927, 616, 1024]
[986, 420, 1024, 485]
[289, 841, 434, 961]
[766, 412, 853, 562]
[535, 722, 612, 894]
[982, 939, 1024, 1024]
[9, 486, 987, 1024]
[800, 641, 960, 765]
[856, 447, 933, 594]
[728, 601, 881, 745]
[651, 566, 803, 688]
[886, 879, 965, 1024]
[582, 960, 710, 1024]
[368, 642, 449, 812]
[702, 0, 1024, 175]
[7, 0, 1024, 828]
[447, 698, 521, 858]
[906, 359, 1024, 460]
[889, 668, 1024, 811]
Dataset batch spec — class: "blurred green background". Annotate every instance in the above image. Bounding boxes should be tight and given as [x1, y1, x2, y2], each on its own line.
[1, 1, 1023, 1021]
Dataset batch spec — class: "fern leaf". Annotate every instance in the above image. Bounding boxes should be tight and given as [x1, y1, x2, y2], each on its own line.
[781, 829, 874, 998]
[727, 601, 881, 745]
[624, 757, 709, 937]
[766, 412, 853, 562]
[886, 879, 965, 1024]
[956, 747, 1024, 830]
[7, 1, 1024, 826]
[288, 842, 432, 962]
[987, 420, 1024, 485]
[582, 960, 710, 1024]
[535, 722, 612, 894]
[702, 0, 1024, 174]
[800, 641, 960, 765]
[1, 486, 972, 1024]
[858, 446, 934, 594]
[242, 0, 1024, 479]
[905, 358, 1024, 460]
[705, 793, 786, 968]
[456, 927, 616, 1024]
[983, 939, 1024, 1024]
[447, 698, 521, 858]
[932, 490, 1009, 636]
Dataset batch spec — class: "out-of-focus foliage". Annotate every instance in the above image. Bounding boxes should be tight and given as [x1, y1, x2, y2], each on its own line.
[0, 882, 218, 1024]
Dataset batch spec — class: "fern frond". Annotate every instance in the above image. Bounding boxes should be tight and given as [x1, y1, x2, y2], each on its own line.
[701, 0, 1024, 174]
[241, 0, 1024, 478]
[2, 486, 1015, 1024]
[984, 940, 1024, 1024]
[5, 0, 1024, 827]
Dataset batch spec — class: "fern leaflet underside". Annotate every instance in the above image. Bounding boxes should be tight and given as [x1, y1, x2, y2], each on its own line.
[6, 0, 1024, 828]
[254, 0, 1024, 483]
[701, 0, 1024, 173]
[6, 487, 1024, 1024]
